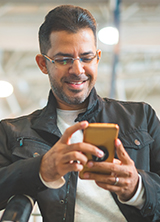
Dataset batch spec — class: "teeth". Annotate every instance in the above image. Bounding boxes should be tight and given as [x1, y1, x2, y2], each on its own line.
[71, 82, 83, 85]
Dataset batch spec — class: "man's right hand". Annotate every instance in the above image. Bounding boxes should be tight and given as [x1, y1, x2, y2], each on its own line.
[40, 121, 104, 182]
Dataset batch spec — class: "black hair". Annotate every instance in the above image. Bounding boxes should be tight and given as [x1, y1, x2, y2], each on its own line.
[38, 5, 97, 54]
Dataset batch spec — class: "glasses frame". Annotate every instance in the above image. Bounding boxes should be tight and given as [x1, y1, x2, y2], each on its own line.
[42, 50, 100, 67]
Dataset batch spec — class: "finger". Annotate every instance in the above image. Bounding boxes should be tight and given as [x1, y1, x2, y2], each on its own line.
[113, 158, 121, 165]
[60, 162, 84, 174]
[61, 151, 88, 166]
[61, 121, 88, 144]
[83, 173, 124, 195]
[63, 142, 104, 159]
[115, 139, 132, 165]
[83, 172, 123, 187]
[83, 172, 113, 182]
[96, 181, 120, 193]
[86, 160, 113, 174]
[86, 160, 132, 178]
[95, 176, 139, 201]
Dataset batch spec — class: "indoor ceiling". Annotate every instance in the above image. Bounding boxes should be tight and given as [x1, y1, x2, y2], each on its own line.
[0, 0, 160, 119]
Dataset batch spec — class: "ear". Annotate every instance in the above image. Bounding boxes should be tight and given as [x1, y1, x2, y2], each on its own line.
[97, 50, 101, 61]
[35, 54, 48, 74]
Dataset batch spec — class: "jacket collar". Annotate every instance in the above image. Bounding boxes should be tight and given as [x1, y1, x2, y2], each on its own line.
[31, 87, 102, 136]
[76, 87, 103, 122]
[31, 90, 61, 137]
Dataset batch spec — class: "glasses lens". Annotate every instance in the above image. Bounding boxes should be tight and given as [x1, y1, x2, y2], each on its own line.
[55, 58, 73, 66]
[80, 55, 97, 64]
[53, 52, 98, 68]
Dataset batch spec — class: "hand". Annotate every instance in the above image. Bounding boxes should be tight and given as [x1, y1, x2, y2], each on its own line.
[82, 139, 139, 201]
[40, 121, 104, 182]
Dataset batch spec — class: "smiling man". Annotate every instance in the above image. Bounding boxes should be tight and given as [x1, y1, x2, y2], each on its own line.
[0, 5, 160, 222]
[36, 28, 100, 110]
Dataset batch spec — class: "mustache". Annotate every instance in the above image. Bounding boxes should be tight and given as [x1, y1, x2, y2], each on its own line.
[63, 74, 89, 82]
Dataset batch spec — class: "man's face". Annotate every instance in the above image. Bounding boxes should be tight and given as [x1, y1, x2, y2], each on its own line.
[45, 28, 101, 110]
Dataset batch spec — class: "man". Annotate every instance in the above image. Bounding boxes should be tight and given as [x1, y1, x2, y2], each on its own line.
[0, 5, 160, 222]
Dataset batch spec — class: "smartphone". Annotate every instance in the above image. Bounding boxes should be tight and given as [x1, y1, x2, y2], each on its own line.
[79, 123, 119, 179]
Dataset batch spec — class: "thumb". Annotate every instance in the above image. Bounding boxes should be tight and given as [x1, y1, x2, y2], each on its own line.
[60, 121, 88, 144]
[115, 139, 132, 165]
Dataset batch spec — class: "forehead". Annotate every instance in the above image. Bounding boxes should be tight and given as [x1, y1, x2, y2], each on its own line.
[48, 28, 96, 55]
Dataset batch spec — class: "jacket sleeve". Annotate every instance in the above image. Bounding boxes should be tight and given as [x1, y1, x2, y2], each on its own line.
[138, 104, 160, 221]
[0, 122, 47, 210]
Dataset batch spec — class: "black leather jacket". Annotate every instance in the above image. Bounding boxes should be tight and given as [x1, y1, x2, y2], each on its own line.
[0, 88, 160, 222]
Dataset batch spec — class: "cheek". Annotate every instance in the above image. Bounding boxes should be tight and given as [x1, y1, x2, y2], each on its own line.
[47, 66, 62, 80]
[86, 66, 98, 81]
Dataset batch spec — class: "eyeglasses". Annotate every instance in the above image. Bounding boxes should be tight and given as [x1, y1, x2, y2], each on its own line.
[42, 50, 100, 68]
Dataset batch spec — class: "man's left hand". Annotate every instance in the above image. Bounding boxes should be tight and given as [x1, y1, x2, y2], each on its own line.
[82, 139, 139, 202]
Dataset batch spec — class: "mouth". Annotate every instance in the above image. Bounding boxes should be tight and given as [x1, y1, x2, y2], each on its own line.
[69, 81, 86, 85]
[65, 79, 88, 90]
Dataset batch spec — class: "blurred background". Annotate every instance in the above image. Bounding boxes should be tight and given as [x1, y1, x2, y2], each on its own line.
[0, 0, 160, 120]
[0, 0, 160, 221]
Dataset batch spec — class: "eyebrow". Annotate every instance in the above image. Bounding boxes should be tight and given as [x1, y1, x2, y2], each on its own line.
[80, 51, 94, 56]
[54, 52, 72, 57]
[53, 51, 94, 58]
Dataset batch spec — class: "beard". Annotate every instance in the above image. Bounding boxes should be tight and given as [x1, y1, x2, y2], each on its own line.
[48, 71, 94, 106]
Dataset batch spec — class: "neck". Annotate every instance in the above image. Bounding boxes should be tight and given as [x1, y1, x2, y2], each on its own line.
[56, 98, 88, 110]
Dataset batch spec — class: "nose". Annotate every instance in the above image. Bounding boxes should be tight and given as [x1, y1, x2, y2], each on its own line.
[69, 59, 85, 75]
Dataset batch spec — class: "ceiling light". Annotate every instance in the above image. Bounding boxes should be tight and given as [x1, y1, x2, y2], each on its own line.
[98, 27, 119, 45]
[0, 80, 14, 98]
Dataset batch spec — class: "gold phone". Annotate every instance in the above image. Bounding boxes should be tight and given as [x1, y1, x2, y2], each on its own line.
[79, 123, 119, 179]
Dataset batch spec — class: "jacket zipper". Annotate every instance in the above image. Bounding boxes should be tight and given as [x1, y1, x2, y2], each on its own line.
[17, 137, 24, 147]
[63, 173, 71, 221]
[17, 137, 51, 147]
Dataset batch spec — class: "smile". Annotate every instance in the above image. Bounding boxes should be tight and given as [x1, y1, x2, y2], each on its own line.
[70, 81, 85, 85]
[65, 80, 88, 90]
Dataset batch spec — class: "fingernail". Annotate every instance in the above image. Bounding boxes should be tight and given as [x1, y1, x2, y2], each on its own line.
[111, 172, 116, 177]
[116, 139, 121, 146]
[87, 161, 93, 168]
[97, 149, 104, 157]
[80, 121, 88, 127]
[83, 173, 89, 179]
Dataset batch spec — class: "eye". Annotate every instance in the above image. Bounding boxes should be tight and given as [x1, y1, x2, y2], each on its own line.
[80, 56, 94, 63]
[55, 58, 72, 65]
